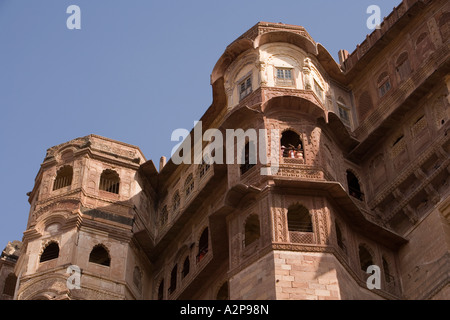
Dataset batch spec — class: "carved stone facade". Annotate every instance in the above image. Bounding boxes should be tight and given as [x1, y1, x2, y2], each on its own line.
[2, 0, 449, 300]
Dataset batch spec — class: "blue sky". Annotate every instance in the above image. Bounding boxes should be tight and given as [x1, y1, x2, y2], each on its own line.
[0, 0, 399, 249]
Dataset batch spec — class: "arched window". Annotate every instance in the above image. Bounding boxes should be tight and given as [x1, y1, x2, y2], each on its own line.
[99, 169, 120, 194]
[182, 256, 190, 279]
[217, 281, 229, 300]
[157, 279, 164, 300]
[197, 228, 209, 263]
[2, 273, 17, 297]
[40, 242, 59, 263]
[89, 244, 111, 267]
[358, 245, 374, 272]
[168, 264, 177, 294]
[172, 191, 180, 212]
[53, 166, 73, 190]
[244, 214, 260, 247]
[377, 72, 391, 97]
[240, 142, 256, 175]
[287, 204, 313, 233]
[335, 222, 346, 253]
[280, 130, 303, 159]
[184, 174, 194, 197]
[396, 52, 411, 82]
[416, 32, 428, 46]
[133, 266, 142, 292]
[346, 170, 364, 201]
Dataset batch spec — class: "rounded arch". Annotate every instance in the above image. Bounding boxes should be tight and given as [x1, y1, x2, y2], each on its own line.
[99, 169, 120, 194]
[416, 32, 428, 46]
[396, 52, 409, 66]
[280, 129, 303, 159]
[89, 244, 111, 267]
[287, 203, 313, 233]
[377, 71, 389, 85]
[35, 210, 71, 235]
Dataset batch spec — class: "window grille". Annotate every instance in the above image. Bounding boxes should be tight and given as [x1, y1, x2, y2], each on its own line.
[53, 166, 73, 191]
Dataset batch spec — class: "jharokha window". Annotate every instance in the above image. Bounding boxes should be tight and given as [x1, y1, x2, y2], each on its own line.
[53, 166, 73, 191]
[99, 169, 120, 194]
[280, 130, 304, 160]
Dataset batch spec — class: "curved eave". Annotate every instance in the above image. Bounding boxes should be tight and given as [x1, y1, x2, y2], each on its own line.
[316, 43, 346, 84]
[262, 95, 326, 120]
[211, 38, 254, 84]
[255, 30, 318, 55]
[319, 112, 360, 151]
[219, 103, 264, 131]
